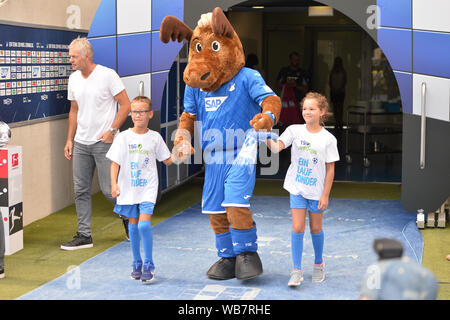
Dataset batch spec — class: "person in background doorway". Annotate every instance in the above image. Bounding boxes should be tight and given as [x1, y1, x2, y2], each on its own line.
[245, 53, 259, 70]
[61, 37, 131, 251]
[329, 56, 347, 130]
[246, 53, 266, 79]
[276, 51, 310, 126]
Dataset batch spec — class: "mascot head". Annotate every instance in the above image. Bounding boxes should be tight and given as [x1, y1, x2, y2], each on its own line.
[160, 7, 245, 92]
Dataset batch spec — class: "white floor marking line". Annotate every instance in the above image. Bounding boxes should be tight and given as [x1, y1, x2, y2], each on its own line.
[193, 284, 261, 300]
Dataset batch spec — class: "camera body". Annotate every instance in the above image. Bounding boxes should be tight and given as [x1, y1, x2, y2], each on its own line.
[373, 238, 403, 260]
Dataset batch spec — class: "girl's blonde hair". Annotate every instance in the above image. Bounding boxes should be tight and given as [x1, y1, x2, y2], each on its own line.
[300, 92, 330, 125]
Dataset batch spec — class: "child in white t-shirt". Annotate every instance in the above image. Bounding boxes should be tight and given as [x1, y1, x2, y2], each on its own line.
[267, 92, 339, 287]
[106, 96, 173, 284]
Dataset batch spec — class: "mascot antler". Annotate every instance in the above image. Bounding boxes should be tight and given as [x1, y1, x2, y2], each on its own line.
[211, 7, 235, 38]
[160, 16, 193, 43]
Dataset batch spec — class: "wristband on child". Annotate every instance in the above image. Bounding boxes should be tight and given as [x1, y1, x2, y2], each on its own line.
[264, 111, 275, 127]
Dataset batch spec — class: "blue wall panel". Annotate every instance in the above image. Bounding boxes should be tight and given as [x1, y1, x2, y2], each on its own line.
[179, 62, 187, 114]
[117, 33, 151, 77]
[168, 61, 178, 122]
[151, 31, 183, 72]
[160, 83, 167, 124]
[378, 28, 412, 72]
[393, 71, 412, 114]
[378, 0, 412, 29]
[87, 0, 190, 192]
[413, 31, 450, 79]
[89, 36, 117, 70]
[151, 71, 168, 111]
[160, 127, 167, 190]
[87, 0, 116, 38]
[152, 0, 183, 31]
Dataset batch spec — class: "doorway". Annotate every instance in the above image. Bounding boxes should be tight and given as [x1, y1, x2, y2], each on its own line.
[229, 5, 402, 183]
[313, 29, 361, 107]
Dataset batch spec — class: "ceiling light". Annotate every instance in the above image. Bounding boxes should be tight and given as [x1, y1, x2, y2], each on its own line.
[308, 6, 334, 17]
[252, 6, 264, 9]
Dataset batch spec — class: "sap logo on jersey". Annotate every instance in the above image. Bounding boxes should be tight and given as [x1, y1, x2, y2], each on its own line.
[205, 96, 227, 112]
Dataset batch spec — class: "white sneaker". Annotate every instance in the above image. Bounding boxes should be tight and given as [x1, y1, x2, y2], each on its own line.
[312, 262, 325, 282]
[288, 269, 304, 287]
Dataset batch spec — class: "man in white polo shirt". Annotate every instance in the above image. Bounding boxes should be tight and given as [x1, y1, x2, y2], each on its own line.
[61, 37, 131, 250]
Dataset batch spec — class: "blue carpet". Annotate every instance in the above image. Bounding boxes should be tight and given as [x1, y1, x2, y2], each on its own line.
[18, 197, 421, 300]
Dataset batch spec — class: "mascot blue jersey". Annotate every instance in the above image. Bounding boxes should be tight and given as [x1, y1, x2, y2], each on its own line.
[184, 67, 275, 162]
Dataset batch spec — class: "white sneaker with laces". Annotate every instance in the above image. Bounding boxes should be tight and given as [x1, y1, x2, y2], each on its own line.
[312, 262, 325, 282]
[288, 269, 304, 287]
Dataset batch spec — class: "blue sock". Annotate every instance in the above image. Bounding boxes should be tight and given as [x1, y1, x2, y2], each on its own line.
[215, 232, 235, 258]
[128, 223, 141, 263]
[138, 220, 153, 265]
[311, 230, 324, 265]
[291, 231, 304, 270]
[230, 225, 258, 255]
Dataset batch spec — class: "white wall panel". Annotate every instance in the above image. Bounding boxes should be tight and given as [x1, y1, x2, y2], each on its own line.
[413, 0, 450, 32]
[117, 0, 152, 34]
[413, 74, 450, 122]
[121, 73, 151, 101]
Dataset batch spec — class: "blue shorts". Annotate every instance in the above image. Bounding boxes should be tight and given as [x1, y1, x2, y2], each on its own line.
[113, 202, 155, 219]
[290, 194, 325, 213]
[202, 162, 256, 214]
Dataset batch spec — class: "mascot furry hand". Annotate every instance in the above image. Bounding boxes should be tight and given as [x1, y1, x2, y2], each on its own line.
[161, 7, 281, 280]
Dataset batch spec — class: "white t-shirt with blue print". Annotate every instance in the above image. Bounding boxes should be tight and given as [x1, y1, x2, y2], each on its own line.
[279, 124, 339, 200]
[106, 129, 171, 205]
